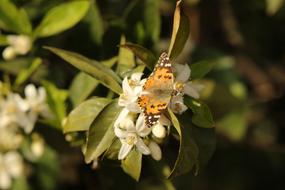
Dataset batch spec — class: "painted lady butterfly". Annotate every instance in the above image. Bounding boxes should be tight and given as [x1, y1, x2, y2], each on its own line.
[138, 52, 174, 127]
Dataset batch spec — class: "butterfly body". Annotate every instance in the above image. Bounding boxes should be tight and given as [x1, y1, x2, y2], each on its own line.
[138, 52, 174, 127]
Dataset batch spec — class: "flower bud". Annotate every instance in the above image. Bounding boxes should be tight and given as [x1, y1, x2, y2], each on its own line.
[152, 123, 166, 139]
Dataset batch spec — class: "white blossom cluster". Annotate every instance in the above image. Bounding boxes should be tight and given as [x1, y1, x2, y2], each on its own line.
[0, 82, 49, 189]
[114, 64, 203, 160]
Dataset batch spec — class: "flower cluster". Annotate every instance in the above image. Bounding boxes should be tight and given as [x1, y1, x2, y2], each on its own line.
[114, 63, 203, 160]
[0, 83, 50, 189]
[0, 84, 50, 133]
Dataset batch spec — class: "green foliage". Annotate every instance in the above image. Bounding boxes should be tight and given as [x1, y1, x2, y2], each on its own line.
[63, 97, 112, 133]
[117, 36, 136, 77]
[84, 100, 122, 163]
[168, 0, 189, 60]
[84, 0, 104, 45]
[190, 60, 216, 79]
[0, 0, 32, 34]
[15, 58, 42, 86]
[144, 0, 161, 43]
[69, 57, 117, 106]
[34, 1, 90, 38]
[45, 46, 122, 94]
[122, 149, 142, 181]
[120, 43, 156, 70]
[184, 97, 215, 128]
[168, 109, 199, 178]
[42, 80, 68, 129]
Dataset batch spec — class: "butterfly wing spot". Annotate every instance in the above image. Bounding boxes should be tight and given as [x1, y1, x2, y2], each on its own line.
[145, 113, 161, 127]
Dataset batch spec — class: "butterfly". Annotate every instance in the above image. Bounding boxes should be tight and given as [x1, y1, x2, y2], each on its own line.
[138, 52, 174, 127]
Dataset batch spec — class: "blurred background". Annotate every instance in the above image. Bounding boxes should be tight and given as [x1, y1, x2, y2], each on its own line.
[1, 0, 285, 189]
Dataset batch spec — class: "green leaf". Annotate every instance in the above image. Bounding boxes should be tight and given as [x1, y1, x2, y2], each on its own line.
[168, 0, 190, 60]
[104, 138, 121, 160]
[122, 149, 142, 181]
[120, 42, 156, 70]
[0, 0, 32, 34]
[180, 116, 216, 174]
[69, 57, 118, 106]
[45, 46, 122, 94]
[63, 97, 112, 133]
[42, 80, 68, 128]
[15, 58, 42, 86]
[184, 97, 215, 128]
[34, 1, 90, 38]
[117, 35, 136, 77]
[190, 60, 215, 79]
[168, 109, 199, 178]
[144, 0, 161, 43]
[84, 100, 123, 163]
[69, 72, 98, 106]
[85, 0, 104, 44]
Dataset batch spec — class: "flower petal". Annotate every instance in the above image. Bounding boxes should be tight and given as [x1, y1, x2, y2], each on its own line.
[25, 84, 37, 100]
[114, 126, 127, 138]
[136, 113, 151, 137]
[174, 63, 191, 82]
[130, 73, 143, 82]
[184, 82, 202, 99]
[114, 108, 129, 128]
[122, 77, 133, 94]
[135, 138, 150, 155]
[118, 142, 133, 160]
[148, 141, 162, 161]
[170, 95, 188, 114]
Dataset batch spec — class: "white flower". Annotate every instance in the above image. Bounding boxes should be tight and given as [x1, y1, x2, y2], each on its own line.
[24, 84, 51, 133]
[170, 64, 204, 114]
[115, 73, 145, 128]
[0, 151, 24, 189]
[0, 93, 31, 130]
[118, 73, 145, 112]
[115, 113, 151, 160]
[168, 94, 188, 114]
[2, 35, 32, 60]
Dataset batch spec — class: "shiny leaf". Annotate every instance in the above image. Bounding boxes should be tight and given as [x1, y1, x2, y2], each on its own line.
[168, 0, 190, 60]
[122, 149, 142, 181]
[120, 42, 156, 70]
[69, 56, 117, 106]
[168, 109, 199, 178]
[190, 60, 215, 79]
[184, 97, 215, 128]
[0, 0, 32, 34]
[85, 100, 122, 163]
[45, 46, 122, 94]
[34, 1, 90, 38]
[63, 97, 112, 133]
